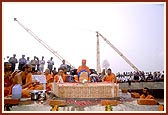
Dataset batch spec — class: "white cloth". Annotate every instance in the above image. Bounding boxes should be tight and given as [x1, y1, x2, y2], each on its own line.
[39, 60, 45, 65]
[47, 60, 54, 66]
[57, 75, 64, 83]
[39, 60, 45, 72]
[26, 60, 30, 64]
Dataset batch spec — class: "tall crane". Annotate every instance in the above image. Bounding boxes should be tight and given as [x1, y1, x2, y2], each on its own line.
[14, 18, 76, 69]
[96, 31, 140, 72]
[96, 32, 101, 74]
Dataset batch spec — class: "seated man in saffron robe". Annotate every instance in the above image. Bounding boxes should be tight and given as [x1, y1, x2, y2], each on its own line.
[12, 64, 43, 98]
[44, 68, 53, 91]
[140, 87, 154, 99]
[75, 59, 91, 82]
[4, 62, 13, 96]
[54, 68, 65, 83]
[4, 62, 22, 97]
[102, 68, 117, 83]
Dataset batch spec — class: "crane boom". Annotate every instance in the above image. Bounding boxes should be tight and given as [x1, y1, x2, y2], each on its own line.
[96, 31, 139, 72]
[14, 18, 75, 69]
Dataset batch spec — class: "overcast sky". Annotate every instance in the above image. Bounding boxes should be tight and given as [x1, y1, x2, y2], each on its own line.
[2, 2, 165, 73]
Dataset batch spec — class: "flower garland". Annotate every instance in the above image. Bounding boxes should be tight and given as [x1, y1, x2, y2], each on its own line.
[50, 101, 114, 111]
[66, 99, 100, 107]
[105, 105, 113, 111]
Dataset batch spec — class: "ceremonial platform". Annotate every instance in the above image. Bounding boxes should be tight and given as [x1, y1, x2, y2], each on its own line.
[52, 82, 119, 98]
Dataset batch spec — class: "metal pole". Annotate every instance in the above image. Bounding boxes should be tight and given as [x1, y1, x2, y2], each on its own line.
[96, 31, 101, 74]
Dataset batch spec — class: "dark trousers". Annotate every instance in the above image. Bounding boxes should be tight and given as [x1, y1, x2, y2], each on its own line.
[10, 63, 15, 72]
[48, 65, 53, 73]
[18, 63, 25, 70]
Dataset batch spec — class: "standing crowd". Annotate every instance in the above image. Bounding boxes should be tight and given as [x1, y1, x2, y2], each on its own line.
[116, 71, 164, 83]
[6, 54, 55, 73]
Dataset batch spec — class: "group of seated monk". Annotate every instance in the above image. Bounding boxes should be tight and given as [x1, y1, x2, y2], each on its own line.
[44, 67, 68, 91]
[73, 59, 117, 83]
[4, 64, 70, 97]
[4, 59, 118, 98]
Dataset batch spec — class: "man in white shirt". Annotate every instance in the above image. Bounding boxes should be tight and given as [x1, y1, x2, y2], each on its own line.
[39, 56, 45, 73]
[26, 57, 30, 64]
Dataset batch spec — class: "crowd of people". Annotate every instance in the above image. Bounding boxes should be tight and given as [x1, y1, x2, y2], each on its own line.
[3, 54, 164, 98]
[4, 56, 118, 98]
[5, 54, 55, 73]
[116, 71, 164, 83]
[4, 54, 164, 83]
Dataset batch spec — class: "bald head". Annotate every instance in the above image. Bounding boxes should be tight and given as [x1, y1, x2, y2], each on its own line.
[45, 68, 50, 74]
[82, 59, 86, 66]
[22, 64, 32, 73]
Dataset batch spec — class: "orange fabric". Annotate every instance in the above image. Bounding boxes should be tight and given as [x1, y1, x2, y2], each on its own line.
[54, 75, 59, 82]
[77, 66, 91, 74]
[104, 73, 117, 83]
[25, 73, 33, 88]
[22, 84, 43, 98]
[145, 95, 154, 99]
[22, 73, 43, 98]
[4, 71, 13, 96]
[46, 74, 53, 83]
[46, 83, 52, 91]
[63, 73, 67, 82]
[4, 85, 13, 96]
[74, 74, 90, 82]
[26, 73, 33, 83]
[140, 94, 154, 99]
[4, 85, 10, 96]
[4, 77, 12, 87]
[45, 74, 53, 91]
[88, 76, 91, 81]
[159, 105, 164, 111]
[54, 74, 67, 82]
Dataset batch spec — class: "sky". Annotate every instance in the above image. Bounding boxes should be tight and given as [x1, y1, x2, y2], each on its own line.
[2, 2, 165, 73]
